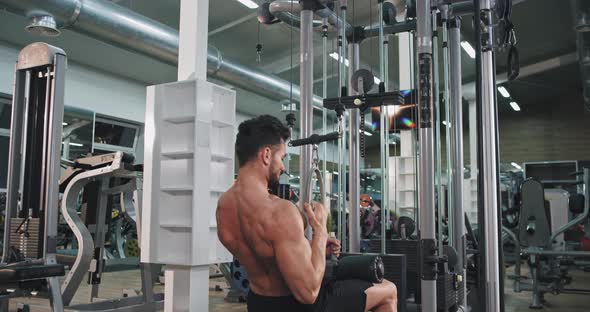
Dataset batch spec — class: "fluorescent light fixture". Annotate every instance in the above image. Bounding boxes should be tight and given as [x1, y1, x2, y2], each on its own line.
[332, 171, 339, 175]
[69, 142, 83, 147]
[387, 105, 401, 116]
[62, 122, 68, 126]
[361, 130, 373, 136]
[329, 52, 349, 67]
[497, 86, 510, 98]
[235, 0, 258, 9]
[374, 77, 381, 84]
[461, 41, 476, 59]
[511, 162, 522, 170]
[510, 101, 521, 111]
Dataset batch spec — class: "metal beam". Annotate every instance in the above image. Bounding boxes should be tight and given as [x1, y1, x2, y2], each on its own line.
[262, 49, 304, 74]
[208, 13, 257, 37]
[462, 52, 578, 100]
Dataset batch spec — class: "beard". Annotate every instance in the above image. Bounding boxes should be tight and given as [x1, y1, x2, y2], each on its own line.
[268, 173, 280, 191]
[267, 166, 282, 191]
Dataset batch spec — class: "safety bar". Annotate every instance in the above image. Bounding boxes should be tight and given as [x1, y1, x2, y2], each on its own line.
[289, 132, 340, 147]
[521, 249, 590, 257]
[323, 91, 405, 111]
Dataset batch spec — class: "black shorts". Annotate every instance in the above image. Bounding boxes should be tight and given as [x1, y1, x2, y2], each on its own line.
[247, 279, 373, 312]
[314, 279, 373, 312]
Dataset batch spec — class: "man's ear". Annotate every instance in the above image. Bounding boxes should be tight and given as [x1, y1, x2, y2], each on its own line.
[260, 146, 272, 166]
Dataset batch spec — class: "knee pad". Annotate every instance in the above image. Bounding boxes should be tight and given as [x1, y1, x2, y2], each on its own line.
[332, 255, 385, 283]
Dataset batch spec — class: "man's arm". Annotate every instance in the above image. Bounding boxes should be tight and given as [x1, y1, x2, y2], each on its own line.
[270, 201, 328, 304]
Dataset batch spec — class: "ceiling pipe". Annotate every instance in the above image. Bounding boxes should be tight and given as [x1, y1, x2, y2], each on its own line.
[363, 20, 416, 38]
[267, 1, 322, 29]
[0, 0, 324, 107]
[446, 0, 527, 17]
[268, 0, 353, 36]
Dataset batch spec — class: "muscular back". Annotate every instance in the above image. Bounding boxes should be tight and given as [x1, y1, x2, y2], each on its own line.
[217, 182, 298, 296]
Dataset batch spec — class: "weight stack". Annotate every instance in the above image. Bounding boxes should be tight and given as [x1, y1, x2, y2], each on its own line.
[436, 266, 465, 311]
[9, 218, 41, 260]
[367, 239, 464, 311]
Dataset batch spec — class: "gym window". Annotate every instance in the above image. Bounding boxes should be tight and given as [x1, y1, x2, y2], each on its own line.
[92, 117, 140, 156]
[0, 93, 11, 190]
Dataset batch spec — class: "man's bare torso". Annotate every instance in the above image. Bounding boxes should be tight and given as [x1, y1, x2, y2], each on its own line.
[217, 181, 297, 296]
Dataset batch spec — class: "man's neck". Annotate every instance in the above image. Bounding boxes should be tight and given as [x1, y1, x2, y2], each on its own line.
[237, 166, 269, 193]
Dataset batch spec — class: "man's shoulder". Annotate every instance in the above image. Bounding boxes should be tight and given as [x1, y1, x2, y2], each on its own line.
[217, 186, 236, 207]
[268, 197, 298, 217]
[267, 199, 303, 237]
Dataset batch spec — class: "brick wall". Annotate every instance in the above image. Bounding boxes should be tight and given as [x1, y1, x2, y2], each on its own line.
[498, 93, 590, 164]
[364, 93, 590, 170]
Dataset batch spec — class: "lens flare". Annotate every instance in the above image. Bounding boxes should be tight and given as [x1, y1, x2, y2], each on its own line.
[401, 117, 415, 129]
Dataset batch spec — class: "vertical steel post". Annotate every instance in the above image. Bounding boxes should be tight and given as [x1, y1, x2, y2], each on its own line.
[378, 0, 388, 254]
[322, 19, 329, 211]
[339, 1, 349, 251]
[417, 1, 437, 311]
[449, 16, 467, 307]
[441, 6, 453, 241]
[383, 36, 390, 234]
[299, 8, 315, 210]
[433, 5, 444, 257]
[475, 0, 503, 310]
[348, 39, 361, 253]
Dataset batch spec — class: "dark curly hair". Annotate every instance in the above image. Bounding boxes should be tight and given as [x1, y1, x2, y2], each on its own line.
[236, 115, 290, 167]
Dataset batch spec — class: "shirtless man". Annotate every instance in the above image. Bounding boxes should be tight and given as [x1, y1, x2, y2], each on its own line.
[217, 115, 397, 312]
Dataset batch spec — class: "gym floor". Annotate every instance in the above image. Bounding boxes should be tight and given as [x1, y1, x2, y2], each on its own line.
[8, 265, 590, 311]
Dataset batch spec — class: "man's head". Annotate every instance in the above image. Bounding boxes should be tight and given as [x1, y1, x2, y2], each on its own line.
[360, 194, 372, 208]
[236, 115, 290, 186]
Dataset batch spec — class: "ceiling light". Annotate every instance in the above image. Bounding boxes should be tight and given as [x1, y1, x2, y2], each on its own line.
[511, 162, 522, 170]
[497, 86, 510, 98]
[361, 130, 373, 136]
[510, 101, 521, 111]
[332, 171, 339, 175]
[329, 52, 349, 67]
[460, 41, 476, 59]
[62, 122, 68, 126]
[69, 142, 83, 147]
[374, 77, 381, 84]
[442, 120, 451, 127]
[235, 0, 259, 9]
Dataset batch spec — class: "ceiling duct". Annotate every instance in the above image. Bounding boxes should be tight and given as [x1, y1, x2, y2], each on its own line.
[0, 0, 323, 107]
[572, 0, 590, 111]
